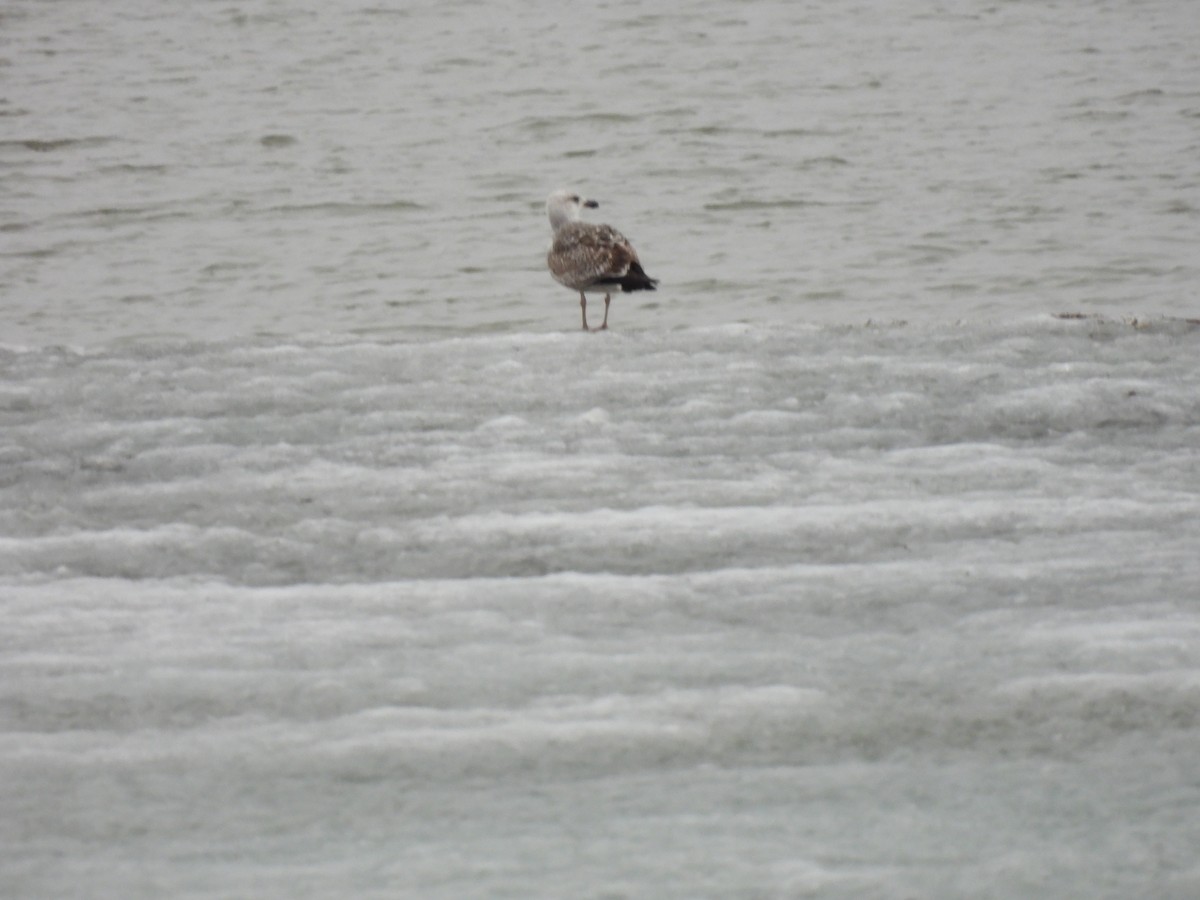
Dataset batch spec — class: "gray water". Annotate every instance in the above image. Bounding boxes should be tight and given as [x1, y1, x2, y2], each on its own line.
[5, 0, 1200, 342]
[3, 2, 1200, 898]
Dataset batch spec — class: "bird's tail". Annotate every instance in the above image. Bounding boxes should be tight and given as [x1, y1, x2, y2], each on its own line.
[619, 261, 658, 293]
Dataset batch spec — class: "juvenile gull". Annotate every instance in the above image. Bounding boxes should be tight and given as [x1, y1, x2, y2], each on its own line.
[546, 189, 658, 331]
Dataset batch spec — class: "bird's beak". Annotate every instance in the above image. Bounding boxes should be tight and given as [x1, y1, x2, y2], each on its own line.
[583, 199, 599, 209]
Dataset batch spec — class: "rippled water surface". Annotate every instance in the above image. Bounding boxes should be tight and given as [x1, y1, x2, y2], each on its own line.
[3, 2, 1200, 898]
[4, 0, 1199, 342]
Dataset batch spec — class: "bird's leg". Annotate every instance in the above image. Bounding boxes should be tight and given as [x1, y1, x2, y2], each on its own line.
[579, 292, 589, 331]
[597, 294, 611, 331]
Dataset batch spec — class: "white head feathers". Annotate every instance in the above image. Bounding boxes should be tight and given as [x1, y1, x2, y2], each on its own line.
[546, 189, 599, 232]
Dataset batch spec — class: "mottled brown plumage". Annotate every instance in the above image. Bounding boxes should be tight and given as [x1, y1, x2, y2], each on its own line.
[546, 190, 658, 331]
[548, 222, 639, 291]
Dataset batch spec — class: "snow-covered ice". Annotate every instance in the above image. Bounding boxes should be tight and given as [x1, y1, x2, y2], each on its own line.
[3, 319, 1199, 897]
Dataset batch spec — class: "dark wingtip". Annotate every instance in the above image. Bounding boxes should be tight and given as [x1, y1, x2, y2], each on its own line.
[619, 270, 658, 293]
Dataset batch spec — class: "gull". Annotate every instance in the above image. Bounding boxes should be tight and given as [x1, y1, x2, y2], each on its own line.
[546, 189, 658, 331]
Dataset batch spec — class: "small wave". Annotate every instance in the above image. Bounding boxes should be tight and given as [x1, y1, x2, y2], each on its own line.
[0, 136, 113, 153]
[703, 198, 825, 211]
[259, 133, 298, 148]
[1115, 88, 1167, 104]
[511, 112, 642, 133]
[1051, 312, 1200, 332]
[98, 163, 171, 175]
[258, 200, 425, 217]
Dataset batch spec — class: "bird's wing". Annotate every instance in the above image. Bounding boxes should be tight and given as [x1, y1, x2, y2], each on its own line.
[548, 223, 637, 288]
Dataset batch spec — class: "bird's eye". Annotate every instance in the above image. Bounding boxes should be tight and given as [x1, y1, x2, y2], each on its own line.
[570, 194, 580, 202]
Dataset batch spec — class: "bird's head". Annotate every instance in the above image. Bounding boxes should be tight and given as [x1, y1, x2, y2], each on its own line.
[546, 189, 599, 230]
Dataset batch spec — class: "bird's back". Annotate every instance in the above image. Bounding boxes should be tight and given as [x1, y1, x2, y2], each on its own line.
[548, 222, 638, 290]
